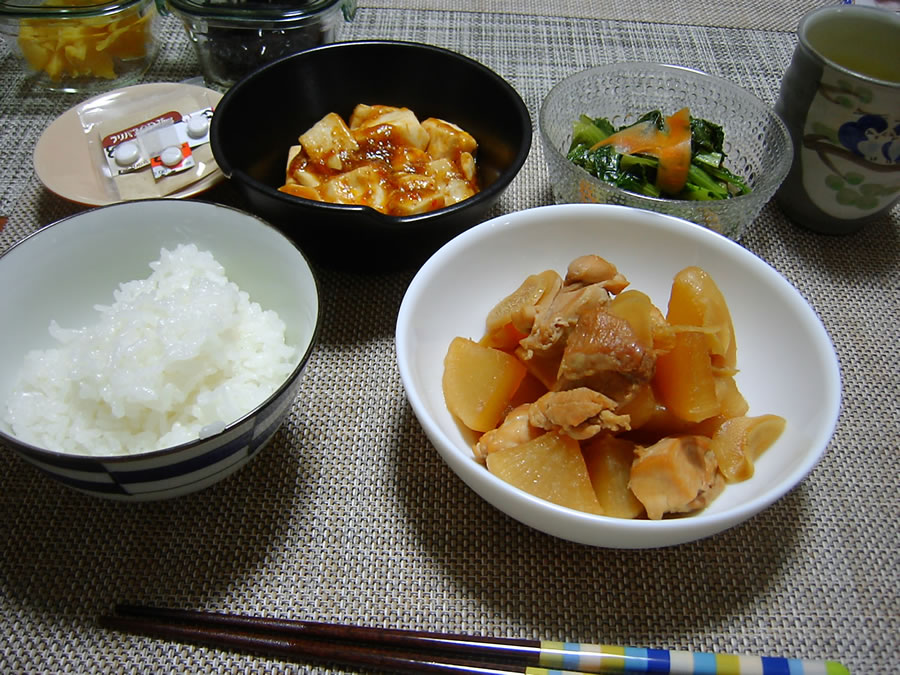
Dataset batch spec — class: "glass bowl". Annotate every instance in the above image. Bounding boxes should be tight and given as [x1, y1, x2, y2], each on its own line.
[539, 62, 793, 241]
[0, 0, 161, 93]
[164, 0, 356, 90]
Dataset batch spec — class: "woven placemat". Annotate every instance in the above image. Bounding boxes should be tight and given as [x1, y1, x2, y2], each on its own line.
[1, 6, 897, 674]
[369, 0, 832, 31]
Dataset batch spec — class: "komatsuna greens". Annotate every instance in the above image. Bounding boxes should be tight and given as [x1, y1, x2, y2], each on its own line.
[566, 108, 751, 200]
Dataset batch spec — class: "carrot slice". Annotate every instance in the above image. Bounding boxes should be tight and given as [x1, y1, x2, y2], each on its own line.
[590, 108, 693, 196]
[590, 120, 661, 155]
[655, 108, 692, 195]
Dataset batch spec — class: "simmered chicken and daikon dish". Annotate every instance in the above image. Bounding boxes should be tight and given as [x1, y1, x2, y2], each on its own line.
[442, 254, 786, 520]
[279, 104, 480, 216]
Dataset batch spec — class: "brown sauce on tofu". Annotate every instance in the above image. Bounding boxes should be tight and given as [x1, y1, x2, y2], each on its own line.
[280, 104, 480, 216]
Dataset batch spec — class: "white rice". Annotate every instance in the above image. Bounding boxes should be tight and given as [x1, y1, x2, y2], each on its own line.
[3, 244, 297, 456]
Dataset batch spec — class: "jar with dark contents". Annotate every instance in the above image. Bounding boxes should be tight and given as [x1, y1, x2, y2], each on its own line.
[165, 0, 356, 90]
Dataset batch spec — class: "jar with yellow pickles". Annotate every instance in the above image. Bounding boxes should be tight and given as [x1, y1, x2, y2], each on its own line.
[0, 0, 161, 92]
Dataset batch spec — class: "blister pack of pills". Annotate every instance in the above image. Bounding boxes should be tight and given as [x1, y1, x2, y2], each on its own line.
[78, 86, 220, 200]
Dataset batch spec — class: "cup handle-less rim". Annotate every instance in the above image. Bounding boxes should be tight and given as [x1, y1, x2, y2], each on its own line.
[796, 4, 900, 88]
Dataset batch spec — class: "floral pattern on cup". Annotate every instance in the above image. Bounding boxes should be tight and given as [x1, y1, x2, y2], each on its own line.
[800, 70, 900, 218]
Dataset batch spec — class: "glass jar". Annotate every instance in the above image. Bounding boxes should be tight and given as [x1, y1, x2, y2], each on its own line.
[0, 0, 162, 93]
[165, 0, 357, 91]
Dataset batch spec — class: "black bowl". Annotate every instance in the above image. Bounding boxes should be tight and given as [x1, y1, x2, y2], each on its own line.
[210, 40, 532, 270]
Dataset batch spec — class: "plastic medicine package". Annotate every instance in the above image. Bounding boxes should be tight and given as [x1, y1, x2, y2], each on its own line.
[77, 86, 221, 201]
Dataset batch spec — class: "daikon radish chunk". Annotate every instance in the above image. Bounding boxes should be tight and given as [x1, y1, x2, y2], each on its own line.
[486, 432, 603, 514]
[710, 414, 786, 482]
[443, 337, 527, 432]
[506, 372, 549, 411]
[653, 331, 720, 423]
[715, 374, 749, 419]
[617, 383, 694, 439]
[607, 289, 655, 347]
[616, 383, 657, 431]
[666, 266, 737, 369]
[484, 270, 561, 339]
[582, 435, 644, 519]
[479, 321, 528, 352]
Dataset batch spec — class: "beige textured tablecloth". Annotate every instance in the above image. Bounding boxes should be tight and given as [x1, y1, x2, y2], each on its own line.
[1, 2, 898, 674]
[374, 0, 834, 30]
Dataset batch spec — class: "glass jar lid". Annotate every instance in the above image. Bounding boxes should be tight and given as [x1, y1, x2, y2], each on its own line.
[164, 0, 356, 25]
[0, 0, 150, 19]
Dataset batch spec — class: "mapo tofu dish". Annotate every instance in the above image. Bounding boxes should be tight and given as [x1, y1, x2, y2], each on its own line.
[442, 254, 786, 521]
[279, 104, 480, 216]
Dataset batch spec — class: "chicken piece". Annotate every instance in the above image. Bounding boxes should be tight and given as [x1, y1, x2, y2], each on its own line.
[298, 112, 359, 171]
[628, 435, 723, 520]
[473, 404, 541, 461]
[556, 303, 656, 404]
[564, 255, 629, 294]
[349, 105, 429, 150]
[517, 282, 613, 367]
[317, 164, 390, 212]
[421, 117, 478, 161]
[682, 469, 725, 513]
[527, 387, 631, 441]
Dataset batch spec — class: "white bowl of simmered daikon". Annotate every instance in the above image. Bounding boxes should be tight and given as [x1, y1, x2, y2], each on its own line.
[396, 203, 840, 548]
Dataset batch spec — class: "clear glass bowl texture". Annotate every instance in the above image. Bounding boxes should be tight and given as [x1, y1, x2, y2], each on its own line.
[165, 0, 357, 90]
[0, 0, 161, 93]
[539, 62, 792, 240]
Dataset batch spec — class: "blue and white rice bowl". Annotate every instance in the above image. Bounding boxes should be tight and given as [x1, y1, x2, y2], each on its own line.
[0, 200, 319, 500]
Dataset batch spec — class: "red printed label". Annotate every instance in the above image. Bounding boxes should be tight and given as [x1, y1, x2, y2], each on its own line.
[101, 111, 183, 150]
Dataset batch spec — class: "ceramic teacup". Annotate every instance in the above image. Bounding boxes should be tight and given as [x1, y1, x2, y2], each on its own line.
[774, 5, 900, 234]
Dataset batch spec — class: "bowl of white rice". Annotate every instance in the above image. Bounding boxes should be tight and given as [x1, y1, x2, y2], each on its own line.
[0, 199, 320, 500]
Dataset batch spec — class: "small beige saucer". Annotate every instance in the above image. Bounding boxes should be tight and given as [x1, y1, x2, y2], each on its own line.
[34, 82, 224, 206]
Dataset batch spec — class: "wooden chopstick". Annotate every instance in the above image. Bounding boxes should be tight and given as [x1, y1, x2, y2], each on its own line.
[114, 603, 538, 659]
[100, 604, 850, 675]
[101, 607, 529, 674]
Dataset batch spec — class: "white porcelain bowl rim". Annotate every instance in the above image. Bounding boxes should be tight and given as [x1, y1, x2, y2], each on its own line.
[396, 203, 841, 548]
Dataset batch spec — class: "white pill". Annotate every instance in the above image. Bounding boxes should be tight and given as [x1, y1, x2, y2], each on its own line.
[160, 146, 183, 167]
[186, 115, 209, 139]
[113, 141, 140, 166]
